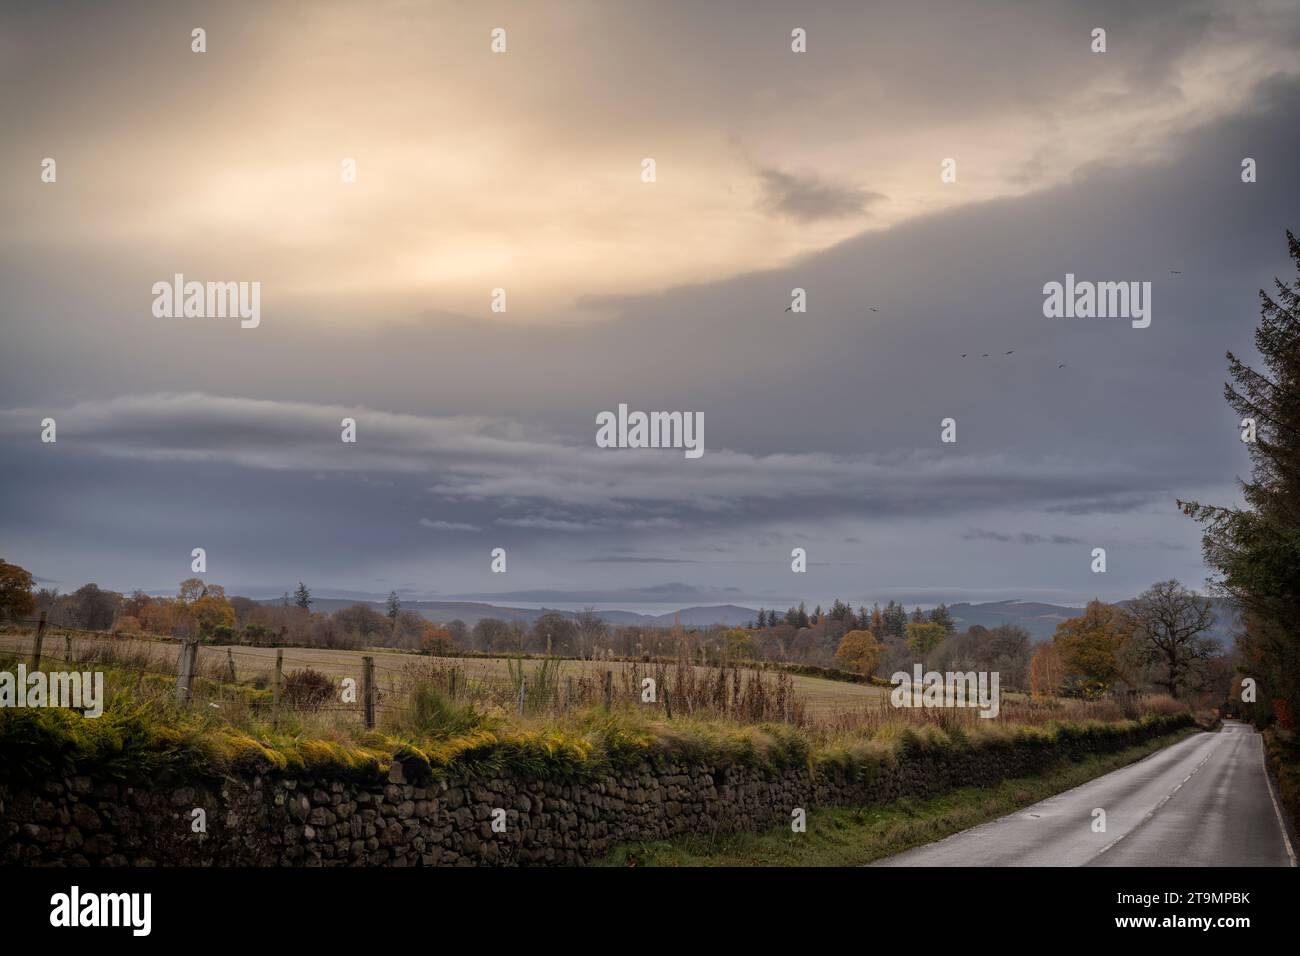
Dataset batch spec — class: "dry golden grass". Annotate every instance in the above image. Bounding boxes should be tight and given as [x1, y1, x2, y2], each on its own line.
[0, 628, 1188, 740]
[0, 631, 884, 715]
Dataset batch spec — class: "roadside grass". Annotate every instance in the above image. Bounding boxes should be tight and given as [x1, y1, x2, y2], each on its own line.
[1263, 726, 1300, 833]
[596, 726, 1202, 867]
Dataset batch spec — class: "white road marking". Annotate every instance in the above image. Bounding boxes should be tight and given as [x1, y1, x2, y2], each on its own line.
[1093, 744, 1216, 859]
[1259, 735, 1298, 867]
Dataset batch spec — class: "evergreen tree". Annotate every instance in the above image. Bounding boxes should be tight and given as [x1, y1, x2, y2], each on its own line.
[293, 581, 312, 610]
[882, 601, 907, 638]
[386, 590, 401, 621]
[928, 602, 956, 634]
[1181, 231, 1300, 726]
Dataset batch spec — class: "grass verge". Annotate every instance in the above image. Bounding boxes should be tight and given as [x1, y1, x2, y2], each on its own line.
[596, 726, 1202, 867]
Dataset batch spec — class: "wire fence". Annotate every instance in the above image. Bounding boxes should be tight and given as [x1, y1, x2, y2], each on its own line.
[0, 616, 809, 730]
[1, 617, 1178, 733]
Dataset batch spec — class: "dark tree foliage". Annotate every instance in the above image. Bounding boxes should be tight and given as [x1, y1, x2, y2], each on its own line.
[1180, 231, 1300, 726]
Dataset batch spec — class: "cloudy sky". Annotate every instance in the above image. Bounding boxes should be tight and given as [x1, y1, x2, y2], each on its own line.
[2, 0, 1298, 610]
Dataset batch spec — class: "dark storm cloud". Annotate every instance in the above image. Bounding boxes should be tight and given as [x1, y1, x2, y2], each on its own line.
[1, 3, 1297, 602]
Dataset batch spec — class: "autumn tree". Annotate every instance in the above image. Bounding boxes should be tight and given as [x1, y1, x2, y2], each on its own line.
[139, 599, 179, 636]
[121, 589, 152, 620]
[176, 579, 234, 639]
[868, 602, 885, 637]
[0, 559, 36, 621]
[835, 628, 884, 674]
[905, 621, 947, 656]
[419, 624, 456, 656]
[1029, 642, 1065, 697]
[1053, 600, 1130, 696]
[724, 628, 754, 659]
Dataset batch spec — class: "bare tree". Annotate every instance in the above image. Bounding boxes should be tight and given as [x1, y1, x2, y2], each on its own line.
[575, 607, 607, 660]
[1124, 580, 1220, 697]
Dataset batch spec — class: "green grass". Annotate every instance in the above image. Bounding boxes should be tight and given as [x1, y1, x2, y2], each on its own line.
[595, 726, 1201, 867]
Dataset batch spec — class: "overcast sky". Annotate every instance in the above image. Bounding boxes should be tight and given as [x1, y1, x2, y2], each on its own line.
[2, 0, 1298, 610]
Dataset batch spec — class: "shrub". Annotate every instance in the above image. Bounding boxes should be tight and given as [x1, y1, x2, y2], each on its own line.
[281, 668, 335, 711]
[399, 683, 484, 738]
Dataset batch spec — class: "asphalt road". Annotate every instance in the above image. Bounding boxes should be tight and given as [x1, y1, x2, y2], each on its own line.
[873, 721, 1296, 867]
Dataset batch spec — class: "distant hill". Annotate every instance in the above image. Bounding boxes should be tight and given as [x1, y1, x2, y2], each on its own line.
[261, 597, 757, 629]
[259, 596, 1239, 646]
[948, 598, 1240, 646]
[946, 600, 1083, 642]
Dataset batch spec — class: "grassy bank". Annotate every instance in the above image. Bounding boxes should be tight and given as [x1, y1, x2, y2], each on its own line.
[1263, 726, 1300, 833]
[0, 652, 1194, 788]
[596, 725, 1202, 867]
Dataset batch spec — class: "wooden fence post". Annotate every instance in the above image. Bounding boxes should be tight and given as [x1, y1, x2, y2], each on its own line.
[226, 648, 237, 683]
[517, 676, 527, 716]
[566, 676, 574, 712]
[448, 670, 457, 700]
[32, 611, 47, 669]
[362, 656, 375, 729]
[664, 688, 672, 720]
[64, 634, 73, 666]
[603, 670, 613, 710]
[175, 639, 197, 703]
[272, 649, 284, 725]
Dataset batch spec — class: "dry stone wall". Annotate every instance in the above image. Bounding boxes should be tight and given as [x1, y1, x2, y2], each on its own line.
[0, 715, 1192, 866]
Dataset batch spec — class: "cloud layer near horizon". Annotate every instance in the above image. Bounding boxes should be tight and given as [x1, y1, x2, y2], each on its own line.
[2, 0, 1298, 607]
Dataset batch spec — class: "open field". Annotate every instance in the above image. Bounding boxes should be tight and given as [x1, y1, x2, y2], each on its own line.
[0, 630, 887, 717]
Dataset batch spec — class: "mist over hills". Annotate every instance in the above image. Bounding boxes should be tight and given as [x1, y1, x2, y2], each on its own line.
[273, 597, 759, 629]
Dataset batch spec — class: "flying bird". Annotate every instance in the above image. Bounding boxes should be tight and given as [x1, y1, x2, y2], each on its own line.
[869, 307, 879, 313]
[1170, 270, 1181, 274]
[1058, 363, 1067, 368]
[783, 305, 793, 312]
[961, 353, 968, 358]
[982, 353, 989, 357]
[1005, 350, 1014, 355]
